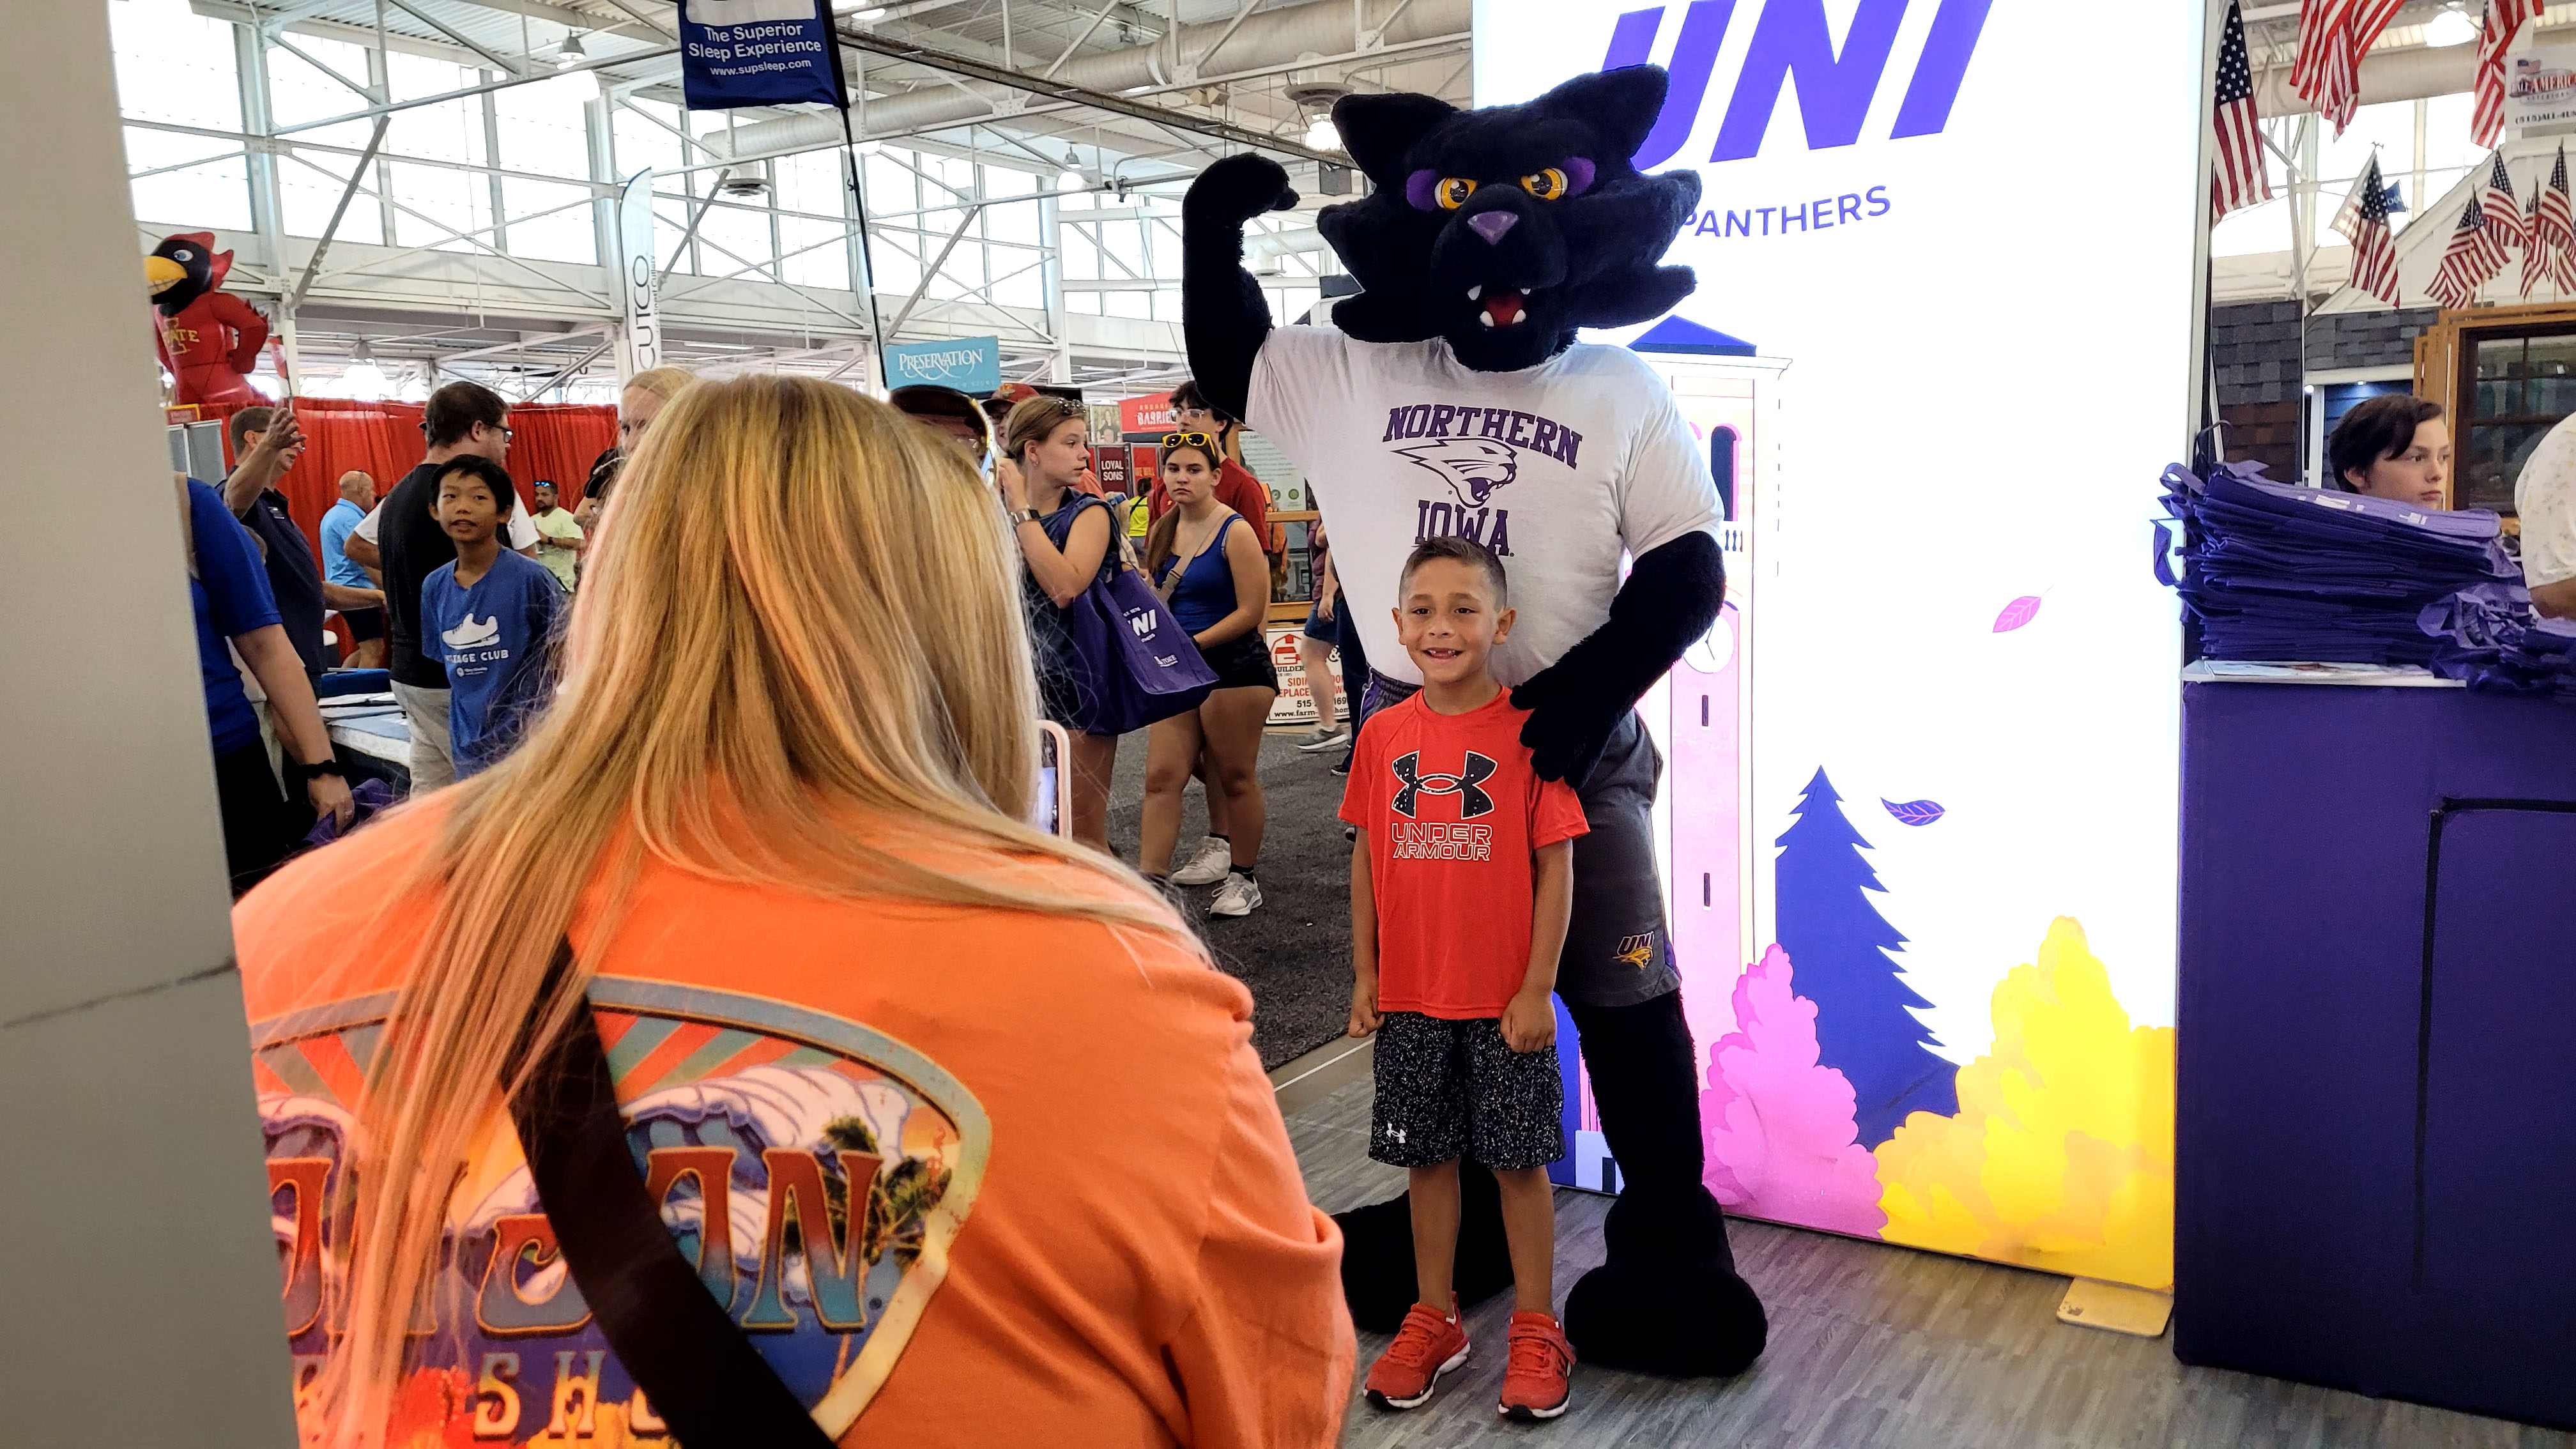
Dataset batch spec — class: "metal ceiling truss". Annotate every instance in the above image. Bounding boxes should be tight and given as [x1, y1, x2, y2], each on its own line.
[139, 0, 1461, 392]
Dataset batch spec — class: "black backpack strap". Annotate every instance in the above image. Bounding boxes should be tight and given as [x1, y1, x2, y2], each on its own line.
[505, 940, 838, 1449]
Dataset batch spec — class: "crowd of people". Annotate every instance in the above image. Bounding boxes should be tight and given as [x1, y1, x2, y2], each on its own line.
[190, 348, 1621, 1440]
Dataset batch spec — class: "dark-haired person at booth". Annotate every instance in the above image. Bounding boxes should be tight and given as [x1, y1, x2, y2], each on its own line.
[341, 381, 538, 792]
[224, 406, 329, 681]
[422, 457, 561, 778]
[2326, 395, 2450, 508]
[1150, 379, 1272, 542]
[1140, 433, 1278, 917]
[178, 476, 351, 893]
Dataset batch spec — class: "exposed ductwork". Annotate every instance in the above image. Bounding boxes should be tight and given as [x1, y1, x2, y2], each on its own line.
[705, 0, 1469, 162]
[2252, 43, 2473, 117]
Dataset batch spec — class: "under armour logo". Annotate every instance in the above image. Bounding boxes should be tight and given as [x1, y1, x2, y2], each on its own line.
[1391, 749, 1496, 820]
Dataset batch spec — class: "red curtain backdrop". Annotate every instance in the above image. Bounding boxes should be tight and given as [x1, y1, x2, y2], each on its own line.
[260, 398, 617, 562]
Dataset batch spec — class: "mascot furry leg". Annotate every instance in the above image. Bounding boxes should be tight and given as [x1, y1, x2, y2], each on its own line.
[1181, 63, 1766, 1378]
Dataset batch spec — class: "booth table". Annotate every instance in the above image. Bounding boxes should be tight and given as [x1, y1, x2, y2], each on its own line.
[2175, 677, 2576, 1430]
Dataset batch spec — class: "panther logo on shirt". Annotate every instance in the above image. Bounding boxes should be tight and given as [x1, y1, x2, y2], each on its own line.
[1614, 933, 1658, 970]
[1391, 749, 1496, 820]
[1392, 438, 1519, 506]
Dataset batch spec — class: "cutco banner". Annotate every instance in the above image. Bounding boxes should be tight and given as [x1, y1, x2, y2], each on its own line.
[678, 0, 843, 109]
[882, 335, 1002, 394]
[1476, 0, 2195, 1290]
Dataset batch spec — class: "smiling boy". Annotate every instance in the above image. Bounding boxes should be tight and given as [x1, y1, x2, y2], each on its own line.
[1342, 535, 1587, 1420]
[419, 457, 562, 779]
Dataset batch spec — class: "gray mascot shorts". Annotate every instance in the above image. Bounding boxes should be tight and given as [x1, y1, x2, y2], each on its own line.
[1361, 674, 1680, 1010]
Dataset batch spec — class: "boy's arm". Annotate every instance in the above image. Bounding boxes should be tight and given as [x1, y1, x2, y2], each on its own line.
[1347, 831, 1379, 1038]
[1500, 840, 1575, 1052]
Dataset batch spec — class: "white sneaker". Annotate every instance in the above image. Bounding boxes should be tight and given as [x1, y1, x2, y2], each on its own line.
[1209, 871, 1263, 917]
[1296, 723, 1351, 752]
[1171, 835, 1234, 886]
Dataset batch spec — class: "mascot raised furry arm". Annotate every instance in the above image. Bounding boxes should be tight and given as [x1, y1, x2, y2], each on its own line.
[1183, 63, 1766, 1377]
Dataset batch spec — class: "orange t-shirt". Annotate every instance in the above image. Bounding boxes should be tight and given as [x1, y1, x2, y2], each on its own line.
[1337, 691, 1589, 1018]
[231, 803, 1352, 1448]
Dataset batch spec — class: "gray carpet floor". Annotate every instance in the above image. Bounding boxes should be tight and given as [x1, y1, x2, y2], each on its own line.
[1104, 726, 1357, 1069]
[1285, 1075, 2573, 1449]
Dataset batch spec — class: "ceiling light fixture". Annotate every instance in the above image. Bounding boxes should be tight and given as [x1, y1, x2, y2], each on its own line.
[1059, 146, 1089, 193]
[342, 339, 388, 402]
[1288, 83, 1349, 154]
[2425, 4, 2478, 47]
[555, 31, 586, 68]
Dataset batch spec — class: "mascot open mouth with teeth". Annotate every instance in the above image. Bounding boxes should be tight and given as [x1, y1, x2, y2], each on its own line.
[1184, 63, 1768, 1378]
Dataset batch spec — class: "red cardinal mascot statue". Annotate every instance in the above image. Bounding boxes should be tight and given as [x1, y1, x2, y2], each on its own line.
[147, 232, 270, 409]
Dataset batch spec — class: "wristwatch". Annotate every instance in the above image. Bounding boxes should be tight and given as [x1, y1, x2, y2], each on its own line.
[1015, 507, 1043, 525]
[286, 756, 346, 786]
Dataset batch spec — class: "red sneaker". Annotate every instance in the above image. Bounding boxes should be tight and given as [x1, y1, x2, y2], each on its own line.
[1497, 1310, 1574, 1420]
[1363, 1300, 1471, 1411]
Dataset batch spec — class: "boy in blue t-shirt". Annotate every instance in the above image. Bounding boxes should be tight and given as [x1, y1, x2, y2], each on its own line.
[419, 457, 560, 777]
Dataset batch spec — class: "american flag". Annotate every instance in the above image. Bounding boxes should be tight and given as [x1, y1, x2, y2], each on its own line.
[2478, 149, 2526, 245]
[2540, 144, 2576, 291]
[2335, 153, 2402, 306]
[2524, 184, 2550, 297]
[2212, 0, 2272, 222]
[2432, 193, 2511, 309]
[2474, 0, 2546, 148]
[2292, 0, 2407, 134]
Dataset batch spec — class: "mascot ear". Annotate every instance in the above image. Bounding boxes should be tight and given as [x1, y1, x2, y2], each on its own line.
[1534, 65, 1669, 167]
[1333, 91, 1459, 187]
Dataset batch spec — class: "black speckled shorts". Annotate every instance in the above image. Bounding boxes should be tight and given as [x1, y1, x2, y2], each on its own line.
[1368, 1011, 1565, 1172]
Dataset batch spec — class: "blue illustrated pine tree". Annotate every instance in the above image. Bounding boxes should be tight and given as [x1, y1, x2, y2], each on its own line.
[1773, 767, 1957, 1147]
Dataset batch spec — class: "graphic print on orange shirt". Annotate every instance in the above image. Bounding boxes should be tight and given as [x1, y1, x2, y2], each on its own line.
[254, 977, 990, 1445]
[1340, 693, 1588, 1019]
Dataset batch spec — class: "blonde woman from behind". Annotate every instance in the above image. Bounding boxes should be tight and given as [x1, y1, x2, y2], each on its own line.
[233, 376, 1352, 1448]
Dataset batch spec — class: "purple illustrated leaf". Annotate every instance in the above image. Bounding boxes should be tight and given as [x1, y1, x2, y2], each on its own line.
[1881, 797, 1945, 827]
[1993, 595, 2043, 632]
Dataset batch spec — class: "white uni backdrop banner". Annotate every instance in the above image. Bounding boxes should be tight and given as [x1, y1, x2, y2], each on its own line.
[1478, 0, 2200, 1287]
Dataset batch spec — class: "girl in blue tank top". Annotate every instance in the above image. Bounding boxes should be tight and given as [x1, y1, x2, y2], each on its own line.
[1138, 434, 1278, 917]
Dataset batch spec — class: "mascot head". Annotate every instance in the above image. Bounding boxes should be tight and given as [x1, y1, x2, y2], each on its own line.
[146, 232, 231, 317]
[1317, 65, 1701, 373]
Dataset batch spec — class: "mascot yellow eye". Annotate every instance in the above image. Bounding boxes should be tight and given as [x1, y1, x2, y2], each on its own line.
[1519, 168, 1569, 201]
[1435, 177, 1478, 210]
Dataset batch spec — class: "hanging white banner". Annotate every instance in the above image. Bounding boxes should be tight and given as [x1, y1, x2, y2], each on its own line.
[613, 169, 661, 383]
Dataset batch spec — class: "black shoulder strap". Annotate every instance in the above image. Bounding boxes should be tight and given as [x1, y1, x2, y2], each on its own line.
[505, 940, 838, 1449]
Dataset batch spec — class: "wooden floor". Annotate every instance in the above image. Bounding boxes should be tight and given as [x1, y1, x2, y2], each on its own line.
[1281, 1072, 2574, 1449]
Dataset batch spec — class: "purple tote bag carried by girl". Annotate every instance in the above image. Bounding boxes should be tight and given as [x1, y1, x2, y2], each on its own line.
[1041, 498, 1215, 734]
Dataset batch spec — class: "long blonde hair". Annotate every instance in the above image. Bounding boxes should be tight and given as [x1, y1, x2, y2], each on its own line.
[321, 376, 1190, 1440]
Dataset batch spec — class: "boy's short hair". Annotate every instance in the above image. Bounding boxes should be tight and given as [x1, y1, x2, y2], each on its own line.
[1399, 535, 1509, 610]
[424, 381, 508, 448]
[228, 406, 276, 453]
[1167, 378, 1236, 425]
[435, 456, 518, 516]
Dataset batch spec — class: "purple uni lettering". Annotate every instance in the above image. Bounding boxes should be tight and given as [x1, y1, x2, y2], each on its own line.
[1603, 0, 1993, 169]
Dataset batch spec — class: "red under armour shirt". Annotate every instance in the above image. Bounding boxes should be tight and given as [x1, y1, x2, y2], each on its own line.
[1340, 691, 1588, 1018]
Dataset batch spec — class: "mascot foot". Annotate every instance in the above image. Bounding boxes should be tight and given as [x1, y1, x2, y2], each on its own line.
[1562, 1258, 1767, 1378]
[1331, 1163, 1516, 1334]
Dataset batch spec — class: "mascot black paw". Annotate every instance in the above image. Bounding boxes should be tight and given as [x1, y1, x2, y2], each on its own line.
[1332, 1162, 1517, 1334]
[1563, 1183, 1768, 1377]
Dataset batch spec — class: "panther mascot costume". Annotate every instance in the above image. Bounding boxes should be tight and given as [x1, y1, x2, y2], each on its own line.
[1182, 63, 1768, 1377]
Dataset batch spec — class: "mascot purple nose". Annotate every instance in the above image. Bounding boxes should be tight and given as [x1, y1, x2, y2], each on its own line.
[1182, 63, 1768, 1381]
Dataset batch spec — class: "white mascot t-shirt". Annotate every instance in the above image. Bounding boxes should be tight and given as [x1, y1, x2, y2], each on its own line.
[1248, 323, 1722, 687]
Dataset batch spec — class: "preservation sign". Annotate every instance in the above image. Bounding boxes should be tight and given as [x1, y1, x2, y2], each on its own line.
[882, 335, 1002, 394]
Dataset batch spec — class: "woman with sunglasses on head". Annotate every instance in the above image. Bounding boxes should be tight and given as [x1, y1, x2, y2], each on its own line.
[1000, 394, 1122, 850]
[1140, 432, 1278, 917]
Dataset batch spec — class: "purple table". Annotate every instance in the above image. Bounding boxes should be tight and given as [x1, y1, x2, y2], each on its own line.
[2175, 680, 2576, 1430]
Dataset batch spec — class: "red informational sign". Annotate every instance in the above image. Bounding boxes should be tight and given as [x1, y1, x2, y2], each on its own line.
[1091, 445, 1131, 493]
[1117, 392, 1177, 437]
